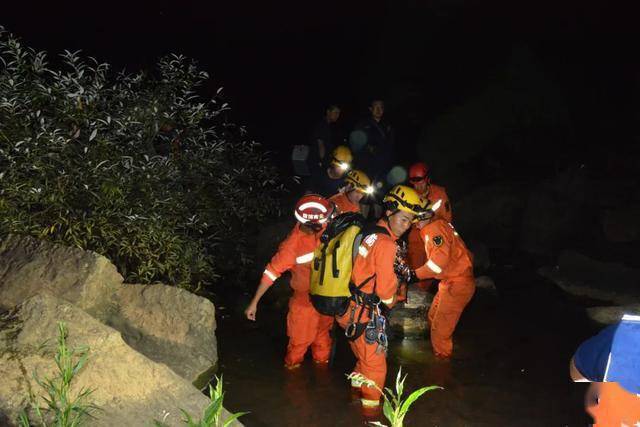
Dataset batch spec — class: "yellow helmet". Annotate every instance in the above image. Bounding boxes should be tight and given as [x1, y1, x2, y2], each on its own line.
[383, 185, 427, 216]
[344, 169, 373, 194]
[330, 145, 353, 171]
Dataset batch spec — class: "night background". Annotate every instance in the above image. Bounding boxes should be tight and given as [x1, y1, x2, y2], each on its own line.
[5, 0, 639, 182]
[2, 1, 640, 425]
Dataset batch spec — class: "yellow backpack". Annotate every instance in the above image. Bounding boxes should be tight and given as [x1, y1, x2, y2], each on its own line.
[309, 213, 388, 316]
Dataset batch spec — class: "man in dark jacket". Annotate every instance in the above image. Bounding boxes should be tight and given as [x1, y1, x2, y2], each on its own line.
[309, 104, 343, 173]
[349, 99, 395, 184]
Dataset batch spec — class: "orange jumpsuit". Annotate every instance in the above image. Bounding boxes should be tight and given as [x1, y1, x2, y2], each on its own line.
[329, 191, 360, 214]
[337, 220, 399, 405]
[407, 183, 452, 290]
[587, 382, 640, 426]
[426, 183, 452, 223]
[262, 224, 334, 366]
[415, 219, 474, 358]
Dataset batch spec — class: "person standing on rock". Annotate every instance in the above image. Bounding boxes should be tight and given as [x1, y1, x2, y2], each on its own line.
[245, 194, 336, 369]
[406, 161, 452, 291]
[329, 169, 374, 215]
[400, 203, 474, 359]
[338, 185, 426, 412]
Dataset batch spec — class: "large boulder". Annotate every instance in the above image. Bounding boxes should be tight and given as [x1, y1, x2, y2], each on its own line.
[602, 205, 640, 243]
[538, 250, 640, 305]
[0, 293, 241, 426]
[388, 287, 433, 339]
[0, 234, 123, 315]
[454, 183, 526, 251]
[586, 305, 640, 325]
[106, 284, 218, 388]
[0, 235, 218, 387]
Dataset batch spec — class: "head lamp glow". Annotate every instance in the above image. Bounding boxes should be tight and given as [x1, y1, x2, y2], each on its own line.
[364, 186, 375, 195]
[339, 162, 350, 171]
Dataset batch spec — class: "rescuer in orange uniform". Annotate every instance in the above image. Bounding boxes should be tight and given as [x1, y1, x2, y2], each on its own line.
[406, 162, 453, 290]
[337, 185, 426, 409]
[402, 204, 474, 359]
[245, 194, 336, 368]
[329, 169, 374, 215]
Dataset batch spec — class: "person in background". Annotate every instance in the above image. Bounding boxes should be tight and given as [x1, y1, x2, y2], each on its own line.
[570, 315, 640, 426]
[309, 104, 342, 169]
[245, 195, 336, 369]
[311, 145, 353, 197]
[350, 99, 395, 186]
[329, 169, 374, 215]
[406, 161, 452, 290]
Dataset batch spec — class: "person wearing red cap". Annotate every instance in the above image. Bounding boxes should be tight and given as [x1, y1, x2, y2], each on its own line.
[406, 162, 452, 290]
[245, 194, 336, 368]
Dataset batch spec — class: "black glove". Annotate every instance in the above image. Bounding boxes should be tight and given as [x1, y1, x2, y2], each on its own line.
[394, 260, 418, 284]
[404, 268, 418, 284]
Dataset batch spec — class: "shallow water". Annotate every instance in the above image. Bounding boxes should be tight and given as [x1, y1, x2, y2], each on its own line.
[216, 261, 595, 426]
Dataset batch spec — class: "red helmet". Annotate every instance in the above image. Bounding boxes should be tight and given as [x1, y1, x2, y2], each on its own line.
[294, 194, 335, 226]
[408, 162, 429, 184]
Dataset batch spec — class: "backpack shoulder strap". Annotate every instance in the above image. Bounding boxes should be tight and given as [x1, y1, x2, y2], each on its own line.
[322, 212, 365, 243]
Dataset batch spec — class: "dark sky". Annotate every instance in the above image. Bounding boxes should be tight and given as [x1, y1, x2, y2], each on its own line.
[3, 1, 640, 168]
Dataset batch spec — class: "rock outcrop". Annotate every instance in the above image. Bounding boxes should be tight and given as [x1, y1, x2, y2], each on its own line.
[107, 284, 218, 388]
[0, 294, 238, 426]
[0, 235, 217, 386]
[0, 234, 235, 425]
[0, 234, 123, 315]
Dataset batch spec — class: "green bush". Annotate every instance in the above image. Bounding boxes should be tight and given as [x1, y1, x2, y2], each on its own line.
[0, 28, 282, 289]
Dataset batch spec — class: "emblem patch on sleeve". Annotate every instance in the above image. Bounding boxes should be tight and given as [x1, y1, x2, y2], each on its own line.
[433, 235, 444, 247]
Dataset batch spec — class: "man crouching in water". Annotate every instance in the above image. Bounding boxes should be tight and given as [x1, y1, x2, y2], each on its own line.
[245, 194, 336, 368]
[337, 185, 427, 411]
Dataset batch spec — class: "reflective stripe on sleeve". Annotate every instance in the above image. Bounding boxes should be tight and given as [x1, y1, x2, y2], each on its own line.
[263, 269, 278, 281]
[295, 252, 314, 264]
[381, 296, 394, 305]
[358, 245, 369, 258]
[426, 259, 442, 274]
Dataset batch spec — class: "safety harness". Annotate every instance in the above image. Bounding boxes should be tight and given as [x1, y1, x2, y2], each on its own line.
[344, 224, 391, 354]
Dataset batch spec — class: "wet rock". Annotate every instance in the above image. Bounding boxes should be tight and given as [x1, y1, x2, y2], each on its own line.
[0, 235, 219, 387]
[388, 287, 433, 338]
[455, 184, 526, 251]
[587, 305, 640, 325]
[538, 250, 640, 305]
[518, 188, 580, 255]
[0, 234, 123, 314]
[0, 294, 242, 427]
[467, 240, 491, 273]
[602, 206, 640, 243]
[106, 284, 218, 388]
[475, 276, 497, 295]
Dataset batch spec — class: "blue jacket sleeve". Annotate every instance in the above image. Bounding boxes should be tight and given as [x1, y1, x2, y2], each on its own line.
[573, 324, 619, 381]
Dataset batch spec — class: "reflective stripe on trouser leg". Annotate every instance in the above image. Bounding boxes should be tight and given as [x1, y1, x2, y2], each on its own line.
[429, 280, 475, 358]
[347, 331, 386, 402]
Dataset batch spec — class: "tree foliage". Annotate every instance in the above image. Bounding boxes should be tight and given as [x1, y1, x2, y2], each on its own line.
[0, 28, 282, 289]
